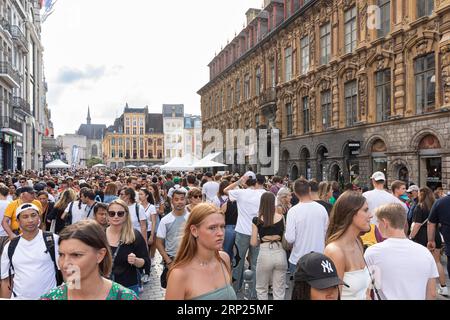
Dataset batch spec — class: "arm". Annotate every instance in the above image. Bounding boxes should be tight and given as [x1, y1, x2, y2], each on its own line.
[284, 210, 296, 244]
[324, 244, 346, 293]
[223, 176, 248, 195]
[0, 278, 12, 299]
[427, 222, 437, 251]
[250, 223, 259, 247]
[149, 214, 157, 244]
[220, 202, 227, 215]
[156, 238, 172, 265]
[2, 216, 16, 240]
[139, 220, 148, 245]
[426, 278, 437, 300]
[165, 268, 187, 300]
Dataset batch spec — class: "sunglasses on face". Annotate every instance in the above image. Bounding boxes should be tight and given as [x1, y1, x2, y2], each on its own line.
[107, 210, 125, 218]
[191, 195, 201, 199]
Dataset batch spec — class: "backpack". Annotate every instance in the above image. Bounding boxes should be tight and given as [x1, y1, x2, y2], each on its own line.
[7, 231, 63, 297]
[135, 203, 147, 229]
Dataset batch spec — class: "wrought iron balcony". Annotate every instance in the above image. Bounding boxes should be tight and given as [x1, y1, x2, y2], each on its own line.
[0, 62, 20, 88]
[11, 96, 31, 116]
[259, 87, 277, 108]
[9, 25, 28, 53]
[0, 116, 22, 135]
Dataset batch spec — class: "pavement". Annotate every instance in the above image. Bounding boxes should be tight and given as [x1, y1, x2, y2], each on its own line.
[140, 252, 450, 300]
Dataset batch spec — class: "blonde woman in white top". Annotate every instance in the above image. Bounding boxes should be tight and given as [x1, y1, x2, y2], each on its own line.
[324, 191, 372, 300]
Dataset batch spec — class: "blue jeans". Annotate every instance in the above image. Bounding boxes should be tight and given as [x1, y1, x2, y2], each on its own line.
[289, 262, 297, 275]
[223, 225, 236, 261]
[232, 232, 259, 299]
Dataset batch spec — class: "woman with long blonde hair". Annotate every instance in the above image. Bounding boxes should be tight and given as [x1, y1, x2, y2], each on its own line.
[324, 191, 372, 300]
[165, 203, 236, 300]
[47, 188, 77, 234]
[105, 199, 149, 296]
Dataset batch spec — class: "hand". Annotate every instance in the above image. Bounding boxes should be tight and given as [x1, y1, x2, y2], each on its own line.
[9, 234, 18, 241]
[148, 236, 154, 245]
[127, 253, 137, 266]
[427, 241, 436, 252]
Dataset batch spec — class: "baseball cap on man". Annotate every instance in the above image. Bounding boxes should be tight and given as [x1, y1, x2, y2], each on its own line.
[15, 203, 40, 219]
[243, 171, 256, 180]
[295, 252, 348, 290]
[370, 171, 386, 182]
[406, 185, 419, 193]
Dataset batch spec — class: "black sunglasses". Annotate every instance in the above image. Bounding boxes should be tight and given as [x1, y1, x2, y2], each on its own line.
[191, 195, 202, 199]
[107, 210, 125, 218]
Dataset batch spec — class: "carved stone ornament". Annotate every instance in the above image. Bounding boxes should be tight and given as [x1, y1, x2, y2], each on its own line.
[358, 75, 368, 117]
[441, 44, 450, 105]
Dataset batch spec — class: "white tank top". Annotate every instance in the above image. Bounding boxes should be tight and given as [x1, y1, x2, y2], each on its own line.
[341, 267, 371, 300]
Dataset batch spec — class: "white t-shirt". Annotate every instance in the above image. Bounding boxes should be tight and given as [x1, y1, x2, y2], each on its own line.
[363, 189, 408, 224]
[47, 194, 56, 203]
[364, 238, 438, 300]
[202, 181, 220, 203]
[143, 204, 157, 232]
[229, 188, 266, 236]
[285, 201, 329, 265]
[0, 199, 12, 237]
[6, 195, 14, 202]
[128, 204, 147, 232]
[0, 230, 59, 300]
[64, 201, 87, 224]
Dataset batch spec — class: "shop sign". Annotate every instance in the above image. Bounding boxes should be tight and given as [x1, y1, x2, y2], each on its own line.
[3, 134, 12, 144]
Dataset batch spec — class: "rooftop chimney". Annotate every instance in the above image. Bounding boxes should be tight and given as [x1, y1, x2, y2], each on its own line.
[246, 8, 261, 24]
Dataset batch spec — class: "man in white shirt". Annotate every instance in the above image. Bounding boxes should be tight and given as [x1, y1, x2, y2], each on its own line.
[363, 172, 408, 225]
[285, 179, 329, 273]
[364, 203, 438, 300]
[202, 172, 219, 203]
[0, 203, 59, 299]
[224, 172, 266, 299]
[62, 198, 86, 225]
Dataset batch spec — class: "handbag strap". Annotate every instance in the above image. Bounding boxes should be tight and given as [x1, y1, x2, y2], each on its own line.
[356, 240, 383, 300]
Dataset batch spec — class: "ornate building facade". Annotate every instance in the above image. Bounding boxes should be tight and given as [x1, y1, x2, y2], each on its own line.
[198, 0, 450, 190]
[103, 104, 164, 168]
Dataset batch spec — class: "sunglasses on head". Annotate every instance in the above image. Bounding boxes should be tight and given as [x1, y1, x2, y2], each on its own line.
[107, 210, 125, 218]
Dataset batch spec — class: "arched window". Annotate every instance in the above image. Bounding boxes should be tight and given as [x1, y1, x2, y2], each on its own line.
[92, 145, 98, 157]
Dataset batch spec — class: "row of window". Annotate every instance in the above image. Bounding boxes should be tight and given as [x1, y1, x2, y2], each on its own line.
[110, 137, 163, 146]
[285, 53, 436, 135]
[206, 1, 436, 118]
[111, 149, 163, 159]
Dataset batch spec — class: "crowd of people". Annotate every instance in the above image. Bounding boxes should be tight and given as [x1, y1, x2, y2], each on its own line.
[0, 168, 448, 300]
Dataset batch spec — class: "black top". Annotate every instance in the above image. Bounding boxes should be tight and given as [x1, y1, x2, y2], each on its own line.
[315, 200, 333, 215]
[412, 205, 442, 248]
[110, 229, 150, 288]
[47, 207, 65, 234]
[224, 200, 238, 226]
[291, 193, 299, 206]
[252, 217, 284, 242]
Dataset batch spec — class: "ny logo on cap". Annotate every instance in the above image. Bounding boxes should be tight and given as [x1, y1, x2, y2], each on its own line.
[321, 260, 334, 273]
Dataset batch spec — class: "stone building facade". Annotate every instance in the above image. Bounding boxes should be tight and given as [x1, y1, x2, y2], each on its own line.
[198, 0, 450, 190]
[103, 104, 164, 168]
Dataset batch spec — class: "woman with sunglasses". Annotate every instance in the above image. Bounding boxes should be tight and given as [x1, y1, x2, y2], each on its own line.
[105, 199, 150, 296]
[186, 188, 202, 213]
[40, 220, 138, 300]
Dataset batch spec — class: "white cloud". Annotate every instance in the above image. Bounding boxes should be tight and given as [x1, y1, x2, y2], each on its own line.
[42, 0, 263, 136]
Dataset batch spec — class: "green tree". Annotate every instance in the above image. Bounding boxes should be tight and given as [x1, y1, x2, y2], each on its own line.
[87, 158, 103, 168]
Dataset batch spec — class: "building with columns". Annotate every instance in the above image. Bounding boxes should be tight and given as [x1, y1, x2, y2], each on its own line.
[198, 0, 450, 190]
[103, 104, 164, 168]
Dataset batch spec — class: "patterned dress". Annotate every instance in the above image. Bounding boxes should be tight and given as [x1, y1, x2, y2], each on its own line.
[40, 281, 138, 300]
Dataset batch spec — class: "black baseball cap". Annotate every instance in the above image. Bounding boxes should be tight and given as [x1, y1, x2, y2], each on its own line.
[295, 252, 348, 289]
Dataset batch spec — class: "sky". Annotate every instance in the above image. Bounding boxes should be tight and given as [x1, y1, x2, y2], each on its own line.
[42, 0, 263, 137]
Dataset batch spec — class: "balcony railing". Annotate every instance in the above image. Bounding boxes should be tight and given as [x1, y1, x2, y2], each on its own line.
[11, 96, 31, 116]
[0, 62, 20, 87]
[9, 25, 28, 52]
[259, 87, 277, 107]
[0, 116, 22, 134]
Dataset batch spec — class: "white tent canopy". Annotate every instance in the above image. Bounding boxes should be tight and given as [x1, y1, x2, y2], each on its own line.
[192, 158, 227, 168]
[45, 159, 71, 169]
[202, 152, 222, 162]
[160, 154, 199, 171]
[139, 165, 149, 168]
[92, 164, 107, 168]
[124, 165, 137, 169]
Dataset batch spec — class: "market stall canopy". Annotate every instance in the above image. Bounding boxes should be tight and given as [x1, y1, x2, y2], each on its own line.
[92, 164, 107, 168]
[45, 159, 71, 169]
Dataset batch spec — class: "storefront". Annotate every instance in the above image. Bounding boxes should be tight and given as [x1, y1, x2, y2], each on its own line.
[371, 139, 388, 185]
[418, 134, 442, 191]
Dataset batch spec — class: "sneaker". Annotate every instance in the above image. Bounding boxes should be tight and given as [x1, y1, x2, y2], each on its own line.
[438, 285, 448, 296]
[142, 274, 150, 284]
